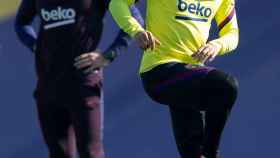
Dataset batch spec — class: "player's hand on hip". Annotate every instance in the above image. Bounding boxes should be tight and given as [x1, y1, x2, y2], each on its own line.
[192, 43, 221, 64]
[134, 31, 161, 51]
[74, 52, 110, 74]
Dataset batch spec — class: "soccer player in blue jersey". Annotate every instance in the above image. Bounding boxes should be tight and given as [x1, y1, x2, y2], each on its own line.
[14, 0, 143, 158]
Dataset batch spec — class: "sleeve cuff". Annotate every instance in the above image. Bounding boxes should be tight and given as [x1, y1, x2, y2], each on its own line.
[208, 40, 225, 55]
[128, 24, 145, 37]
[102, 50, 116, 62]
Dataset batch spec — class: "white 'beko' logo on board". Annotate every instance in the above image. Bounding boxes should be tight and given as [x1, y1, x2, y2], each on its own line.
[41, 7, 76, 30]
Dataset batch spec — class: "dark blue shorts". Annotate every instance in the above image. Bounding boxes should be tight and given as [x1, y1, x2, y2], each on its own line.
[141, 62, 214, 108]
[34, 70, 104, 157]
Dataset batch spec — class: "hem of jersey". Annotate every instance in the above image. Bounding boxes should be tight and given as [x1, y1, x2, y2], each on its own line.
[139, 59, 203, 74]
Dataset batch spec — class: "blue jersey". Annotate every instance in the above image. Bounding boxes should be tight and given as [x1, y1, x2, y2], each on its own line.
[15, 0, 143, 94]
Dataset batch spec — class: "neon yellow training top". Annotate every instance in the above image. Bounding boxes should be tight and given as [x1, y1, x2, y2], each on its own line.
[109, 0, 239, 73]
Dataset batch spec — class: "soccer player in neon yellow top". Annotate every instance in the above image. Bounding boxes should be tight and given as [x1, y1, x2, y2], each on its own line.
[108, 0, 239, 157]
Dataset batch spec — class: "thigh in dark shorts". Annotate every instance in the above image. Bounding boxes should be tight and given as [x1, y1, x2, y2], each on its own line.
[141, 62, 214, 108]
[34, 70, 104, 157]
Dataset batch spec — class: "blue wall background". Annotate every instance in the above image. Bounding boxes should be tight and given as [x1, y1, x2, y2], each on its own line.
[0, 0, 279, 157]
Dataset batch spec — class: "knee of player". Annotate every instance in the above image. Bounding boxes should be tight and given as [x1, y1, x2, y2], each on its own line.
[218, 74, 239, 111]
[78, 141, 105, 158]
[209, 70, 239, 97]
[83, 96, 102, 109]
[88, 146, 105, 158]
[206, 70, 239, 108]
[225, 74, 239, 99]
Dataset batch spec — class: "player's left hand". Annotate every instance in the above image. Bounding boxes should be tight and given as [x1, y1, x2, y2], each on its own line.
[192, 43, 221, 64]
[74, 52, 110, 74]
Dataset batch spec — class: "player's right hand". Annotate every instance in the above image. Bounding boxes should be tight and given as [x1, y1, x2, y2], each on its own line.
[74, 52, 109, 74]
[134, 31, 161, 51]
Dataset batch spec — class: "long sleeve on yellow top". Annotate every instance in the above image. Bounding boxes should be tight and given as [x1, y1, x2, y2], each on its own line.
[210, 0, 239, 55]
[109, 0, 144, 37]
